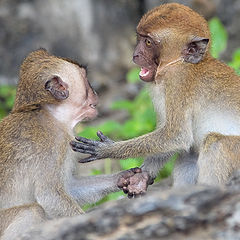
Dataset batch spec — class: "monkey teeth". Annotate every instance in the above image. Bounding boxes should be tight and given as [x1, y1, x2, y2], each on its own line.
[140, 67, 150, 77]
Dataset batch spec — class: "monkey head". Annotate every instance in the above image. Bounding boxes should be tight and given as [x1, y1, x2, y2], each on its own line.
[13, 49, 98, 129]
[133, 3, 211, 82]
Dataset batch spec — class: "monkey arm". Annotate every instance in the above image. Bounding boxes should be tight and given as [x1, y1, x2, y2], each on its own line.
[68, 168, 140, 205]
[70, 122, 193, 163]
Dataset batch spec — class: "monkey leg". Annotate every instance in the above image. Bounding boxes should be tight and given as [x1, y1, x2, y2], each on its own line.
[197, 133, 240, 185]
[173, 151, 198, 186]
[0, 203, 46, 240]
[35, 185, 84, 218]
[141, 153, 173, 178]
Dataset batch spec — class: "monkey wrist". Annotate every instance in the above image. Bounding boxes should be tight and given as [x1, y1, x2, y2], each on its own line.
[140, 167, 156, 184]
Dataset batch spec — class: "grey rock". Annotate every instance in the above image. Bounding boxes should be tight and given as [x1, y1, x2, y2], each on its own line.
[19, 179, 240, 240]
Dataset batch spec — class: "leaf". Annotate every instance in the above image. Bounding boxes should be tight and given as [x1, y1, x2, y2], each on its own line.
[126, 67, 140, 83]
[209, 17, 228, 59]
[91, 169, 103, 175]
[79, 121, 122, 139]
[111, 100, 133, 112]
[119, 158, 143, 170]
[228, 48, 240, 72]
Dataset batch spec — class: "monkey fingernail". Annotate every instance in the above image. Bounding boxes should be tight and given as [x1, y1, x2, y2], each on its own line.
[128, 193, 133, 199]
[75, 136, 98, 146]
[78, 157, 96, 163]
[123, 188, 129, 194]
[133, 167, 142, 173]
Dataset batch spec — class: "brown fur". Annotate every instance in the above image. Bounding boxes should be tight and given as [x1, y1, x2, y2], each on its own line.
[138, 3, 210, 39]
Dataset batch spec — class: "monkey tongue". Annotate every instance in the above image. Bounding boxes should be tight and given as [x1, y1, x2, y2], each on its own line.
[139, 67, 154, 82]
[140, 67, 149, 76]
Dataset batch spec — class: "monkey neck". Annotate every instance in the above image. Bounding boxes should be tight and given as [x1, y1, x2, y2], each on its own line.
[161, 58, 183, 69]
[12, 104, 42, 113]
[155, 57, 184, 81]
[43, 104, 76, 137]
[155, 53, 212, 83]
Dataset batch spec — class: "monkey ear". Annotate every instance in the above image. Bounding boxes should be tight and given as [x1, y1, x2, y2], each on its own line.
[45, 76, 69, 100]
[182, 37, 209, 64]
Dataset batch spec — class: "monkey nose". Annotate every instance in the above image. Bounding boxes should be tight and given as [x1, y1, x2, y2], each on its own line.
[90, 103, 97, 109]
[133, 54, 139, 61]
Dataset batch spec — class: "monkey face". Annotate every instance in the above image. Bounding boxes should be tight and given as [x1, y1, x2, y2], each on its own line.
[76, 86, 99, 123]
[133, 34, 160, 82]
[132, 3, 211, 83]
[43, 60, 99, 130]
[62, 66, 99, 126]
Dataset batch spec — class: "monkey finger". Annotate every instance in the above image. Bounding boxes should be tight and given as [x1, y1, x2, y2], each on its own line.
[117, 178, 129, 188]
[75, 136, 99, 146]
[131, 167, 142, 173]
[70, 145, 96, 155]
[123, 179, 130, 186]
[117, 183, 123, 189]
[122, 169, 138, 178]
[147, 178, 155, 185]
[128, 193, 134, 199]
[71, 147, 95, 155]
[123, 187, 129, 194]
[70, 141, 96, 152]
[117, 179, 124, 188]
[78, 156, 99, 163]
[97, 131, 113, 143]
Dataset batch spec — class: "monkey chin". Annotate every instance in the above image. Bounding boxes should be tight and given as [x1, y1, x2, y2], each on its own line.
[80, 109, 98, 123]
[139, 67, 156, 82]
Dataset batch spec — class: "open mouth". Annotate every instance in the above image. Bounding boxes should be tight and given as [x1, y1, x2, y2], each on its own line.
[139, 67, 155, 82]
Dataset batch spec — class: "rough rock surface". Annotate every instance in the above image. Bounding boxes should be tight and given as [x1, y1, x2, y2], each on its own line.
[19, 172, 240, 240]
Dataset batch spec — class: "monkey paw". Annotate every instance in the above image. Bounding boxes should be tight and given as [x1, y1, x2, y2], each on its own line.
[117, 168, 154, 198]
[70, 131, 114, 163]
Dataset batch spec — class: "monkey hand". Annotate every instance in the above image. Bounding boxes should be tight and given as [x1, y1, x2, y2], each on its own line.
[117, 168, 154, 198]
[70, 131, 114, 163]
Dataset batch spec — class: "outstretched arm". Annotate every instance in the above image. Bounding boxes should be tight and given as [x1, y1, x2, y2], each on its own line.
[70, 121, 191, 163]
[68, 168, 142, 205]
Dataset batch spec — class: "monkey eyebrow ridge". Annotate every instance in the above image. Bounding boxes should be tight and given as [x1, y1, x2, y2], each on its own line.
[61, 57, 88, 73]
[136, 31, 149, 38]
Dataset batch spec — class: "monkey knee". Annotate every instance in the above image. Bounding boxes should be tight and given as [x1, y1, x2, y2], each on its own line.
[202, 133, 225, 153]
[1, 204, 46, 240]
[14, 203, 46, 223]
[27, 203, 46, 219]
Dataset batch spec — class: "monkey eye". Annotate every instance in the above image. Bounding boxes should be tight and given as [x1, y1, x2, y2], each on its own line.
[145, 38, 152, 47]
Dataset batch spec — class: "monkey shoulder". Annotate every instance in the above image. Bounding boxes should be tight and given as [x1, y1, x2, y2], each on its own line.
[0, 111, 68, 156]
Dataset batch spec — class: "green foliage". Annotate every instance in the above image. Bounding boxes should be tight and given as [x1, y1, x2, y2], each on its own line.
[228, 48, 240, 74]
[126, 67, 140, 83]
[0, 85, 16, 120]
[209, 17, 228, 59]
[209, 17, 240, 74]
